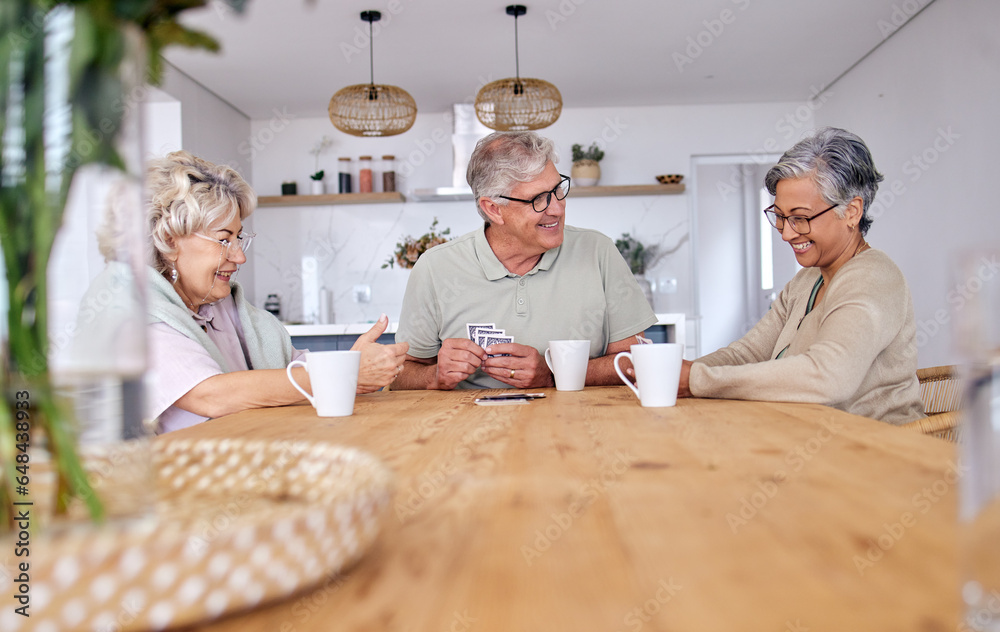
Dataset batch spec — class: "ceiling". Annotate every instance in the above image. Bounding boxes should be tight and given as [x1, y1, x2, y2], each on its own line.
[162, 0, 930, 121]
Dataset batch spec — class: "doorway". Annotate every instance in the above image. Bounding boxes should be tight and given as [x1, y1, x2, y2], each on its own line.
[690, 154, 798, 356]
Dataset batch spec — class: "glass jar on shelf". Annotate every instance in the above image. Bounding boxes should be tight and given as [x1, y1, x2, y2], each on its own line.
[381, 155, 396, 193]
[337, 157, 352, 193]
[358, 155, 373, 193]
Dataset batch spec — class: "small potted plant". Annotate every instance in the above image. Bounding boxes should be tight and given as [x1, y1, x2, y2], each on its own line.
[571, 142, 604, 186]
[309, 136, 333, 195]
[616, 233, 666, 307]
[382, 218, 451, 269]
[309, 170, 325, 195]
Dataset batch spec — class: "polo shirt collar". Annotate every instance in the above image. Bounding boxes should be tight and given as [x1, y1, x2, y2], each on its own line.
[474, 223, 563, 280]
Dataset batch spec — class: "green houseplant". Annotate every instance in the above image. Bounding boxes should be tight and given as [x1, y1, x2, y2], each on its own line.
[615, 233, 661, 275]
[571, 142, 604, 186]
[309, 135, 332, 194]
[0, 0, 246, 530]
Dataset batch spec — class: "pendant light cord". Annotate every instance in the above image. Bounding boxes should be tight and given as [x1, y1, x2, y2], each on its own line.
[369, 18, 375, 87]
[513, 11, 520, 81]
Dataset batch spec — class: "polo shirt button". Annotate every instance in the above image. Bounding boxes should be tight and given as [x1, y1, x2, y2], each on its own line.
[519, 279, 525, 286]
[518, 298, 524, 305]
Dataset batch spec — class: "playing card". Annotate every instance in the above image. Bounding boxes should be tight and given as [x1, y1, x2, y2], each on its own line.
[467, 323, 497, 340]
[474, 329, 503, 348]
[484, 334, 513, 357]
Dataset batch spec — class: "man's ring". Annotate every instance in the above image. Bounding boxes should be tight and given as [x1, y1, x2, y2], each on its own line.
[510, 368, 515, 379]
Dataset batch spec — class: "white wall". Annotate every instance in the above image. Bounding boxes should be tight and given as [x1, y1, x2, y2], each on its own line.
[814, 0, 1000, 367]
[156, 61, 257, 292]
[158, 62, 253, 176]
[247, 101, 811, 333]
[250, 102, 815, 197]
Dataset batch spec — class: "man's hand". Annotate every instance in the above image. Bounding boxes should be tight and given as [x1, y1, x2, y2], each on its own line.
[433, 338, 487, 390]
[481, 342, 554, 389]
[352, 315, 409, 393]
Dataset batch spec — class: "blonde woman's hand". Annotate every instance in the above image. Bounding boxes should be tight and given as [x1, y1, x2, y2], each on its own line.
[352, 314, 409, 393]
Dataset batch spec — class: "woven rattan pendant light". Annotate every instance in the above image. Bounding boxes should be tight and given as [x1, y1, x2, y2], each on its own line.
[328, 11, 417, 137]
[475, 5, 562, 131]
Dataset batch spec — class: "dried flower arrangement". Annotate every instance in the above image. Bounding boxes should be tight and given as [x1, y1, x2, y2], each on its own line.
[382, 218, 451, 269]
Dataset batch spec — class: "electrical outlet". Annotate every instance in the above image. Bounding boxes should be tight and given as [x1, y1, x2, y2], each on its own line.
[658, 278, 678, 294]
[352, 284, 371, 303]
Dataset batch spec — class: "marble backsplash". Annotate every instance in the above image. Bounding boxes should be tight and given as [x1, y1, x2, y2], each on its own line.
[246, 193, 693, 326]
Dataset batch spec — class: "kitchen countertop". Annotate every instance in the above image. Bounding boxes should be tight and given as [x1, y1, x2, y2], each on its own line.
[284, 313, 685, 338]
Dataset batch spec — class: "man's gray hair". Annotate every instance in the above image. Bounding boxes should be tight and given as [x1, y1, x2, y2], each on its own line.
[764, 127, 884, 236]
[146, 150, 256, 274]
[467, 131, 558, 222]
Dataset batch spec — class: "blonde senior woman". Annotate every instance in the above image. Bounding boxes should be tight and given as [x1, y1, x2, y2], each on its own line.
[146, 151, 407, 433]
[677, 128, 924, 424]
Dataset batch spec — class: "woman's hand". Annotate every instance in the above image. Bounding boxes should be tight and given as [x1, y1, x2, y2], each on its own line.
[677, 359, 693, 398]
[352, 314, 409, 393]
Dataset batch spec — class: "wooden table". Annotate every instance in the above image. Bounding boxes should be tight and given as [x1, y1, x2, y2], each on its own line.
[164, 387, 960, 632]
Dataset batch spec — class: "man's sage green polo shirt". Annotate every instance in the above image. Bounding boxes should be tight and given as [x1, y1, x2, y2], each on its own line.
[396, 224, 658, 389]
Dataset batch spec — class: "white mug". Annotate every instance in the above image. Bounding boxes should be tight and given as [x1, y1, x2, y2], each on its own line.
[286, 350, 361, 417]
[614, 343, 683, 407]
[544, 340, 591, 391]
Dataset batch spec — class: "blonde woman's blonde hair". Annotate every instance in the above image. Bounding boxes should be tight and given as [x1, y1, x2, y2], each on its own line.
[146, 150, 256, 274]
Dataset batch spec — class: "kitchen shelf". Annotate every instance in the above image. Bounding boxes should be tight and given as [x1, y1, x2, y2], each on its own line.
[257, 184, 683, 207]
[571, 183, 684, 197]
[258, 192, 405, 207]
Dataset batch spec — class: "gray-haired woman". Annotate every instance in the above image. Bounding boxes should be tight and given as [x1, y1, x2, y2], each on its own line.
[145, 151, 407, 433]
[677, 127, 924, 424]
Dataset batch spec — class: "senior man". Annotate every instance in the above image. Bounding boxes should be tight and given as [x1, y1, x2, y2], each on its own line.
[393, 131, 657, 390]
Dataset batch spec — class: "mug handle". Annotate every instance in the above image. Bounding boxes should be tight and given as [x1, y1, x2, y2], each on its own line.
[544, 348, 554, 373]
[614, 351, 641, 399]
[286, 360, 315, 405]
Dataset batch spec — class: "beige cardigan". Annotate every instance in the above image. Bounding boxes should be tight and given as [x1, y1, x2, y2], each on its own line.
[690, 249, 924, 424]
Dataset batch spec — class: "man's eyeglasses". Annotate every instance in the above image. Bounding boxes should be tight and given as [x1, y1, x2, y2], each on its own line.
[763, 204, 838, 235]
[499, 175, 571, 213]
[193, 231, 256, 257]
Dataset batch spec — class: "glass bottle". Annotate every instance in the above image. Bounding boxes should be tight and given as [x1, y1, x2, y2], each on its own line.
[338, 157, 352, 193]
[358, 155, 373, 193]
[382, 155, 397, 192]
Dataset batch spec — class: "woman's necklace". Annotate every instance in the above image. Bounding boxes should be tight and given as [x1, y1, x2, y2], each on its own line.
[854, 239, 870, 257]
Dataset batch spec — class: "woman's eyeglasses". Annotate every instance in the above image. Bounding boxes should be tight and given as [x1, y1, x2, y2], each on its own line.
[193, 231, 256, 257]
[499, 175, 571, 213]
[763, 204, 838, 235]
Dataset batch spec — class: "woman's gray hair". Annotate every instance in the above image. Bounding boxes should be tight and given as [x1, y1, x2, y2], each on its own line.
[764, 127, 883, 236]
[467, 131, 558, 222]
[146, 150, 256, 274]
